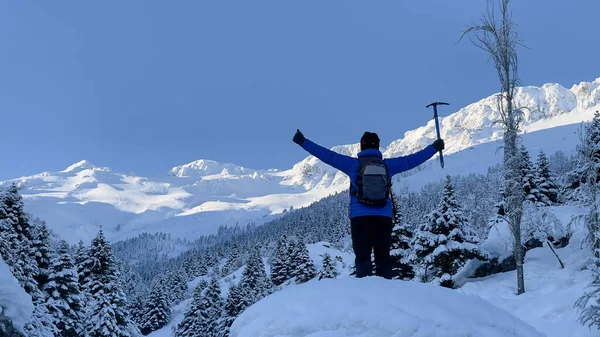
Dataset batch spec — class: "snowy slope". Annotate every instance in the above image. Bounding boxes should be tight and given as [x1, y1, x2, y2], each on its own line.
[147, 206, 599, 337]
[229, 277, 544, 337]
[0, 256, 33, 333]
[457, 205, 599, 337]
[2, 77, 599, 243]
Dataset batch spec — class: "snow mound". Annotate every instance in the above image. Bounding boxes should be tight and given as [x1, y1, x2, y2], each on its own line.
[0, 256, 33, 333]
[230, 277, 544, 337]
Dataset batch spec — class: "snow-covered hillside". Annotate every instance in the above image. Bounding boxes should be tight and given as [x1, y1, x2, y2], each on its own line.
[2, 77, 599, 243]
[147, 205, 598, 337]
[230, 277, 545, 337]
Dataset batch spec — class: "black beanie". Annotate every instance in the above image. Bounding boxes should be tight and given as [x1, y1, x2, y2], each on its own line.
[360, 132, 380, 151]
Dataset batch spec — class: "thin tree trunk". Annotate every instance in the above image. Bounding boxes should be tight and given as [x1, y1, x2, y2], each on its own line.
[546, 240, 565, 269]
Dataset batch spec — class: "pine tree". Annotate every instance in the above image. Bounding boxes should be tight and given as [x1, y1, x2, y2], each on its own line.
[128, 295, 146, 328]
[31, 219, 55, 290]
[75, 239, 93, 318]
[140, 284, 170, 335]
[390, 192, 415, 280]
[318, 253, 338, 280]
[174, 283, 203, 337]
[412, 176, 487, 288]
[0, 184, 40, 297]
[287, 237, 299, 278]
[220, 282, 245, 336]
[238, 249, 271, 310]
[196, 277, 224, 337]
[575, 114, 600, 329]
[519, 145, 542, 204]
[222, 246, 241, 277]
[158, 269, 187, 305]
[535, 150, 559, 205]
[293, 240, 317, 284]
[85, 230, 140, 337]
[565, 111, 600, 203]
[270, 236, 290, 286]
[0, 185, 57, 336]
[44, 240, 84, 337]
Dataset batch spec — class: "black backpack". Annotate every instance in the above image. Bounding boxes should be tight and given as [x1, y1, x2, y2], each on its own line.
[351, 157, 391, 207]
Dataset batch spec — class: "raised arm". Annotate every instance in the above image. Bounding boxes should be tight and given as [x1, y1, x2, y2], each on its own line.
[293, 129, 355, 175]
[386, 139, 443, 176]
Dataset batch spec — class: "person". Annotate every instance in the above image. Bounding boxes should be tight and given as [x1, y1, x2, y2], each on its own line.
[292, 129, 444, 279]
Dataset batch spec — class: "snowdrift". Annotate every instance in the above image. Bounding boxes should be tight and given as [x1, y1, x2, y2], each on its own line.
[0, 256, 33, 333]
[230, 277, 545, 337]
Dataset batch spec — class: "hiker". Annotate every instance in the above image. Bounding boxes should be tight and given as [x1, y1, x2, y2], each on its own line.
[292, 129, 444, 279]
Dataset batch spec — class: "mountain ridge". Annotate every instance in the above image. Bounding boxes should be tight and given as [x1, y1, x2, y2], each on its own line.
[2, 77, 599, 243]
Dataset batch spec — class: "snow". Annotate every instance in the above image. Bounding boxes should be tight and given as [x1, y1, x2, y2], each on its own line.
[229, 277, 544, 337]
[459, 206, 599, 337]
[0, 256, 33, 333]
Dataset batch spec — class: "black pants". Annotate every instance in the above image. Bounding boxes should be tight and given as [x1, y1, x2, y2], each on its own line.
[351, 215, 393, 279]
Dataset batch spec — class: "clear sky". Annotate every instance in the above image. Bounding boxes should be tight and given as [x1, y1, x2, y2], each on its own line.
[1, 1, 598, 180]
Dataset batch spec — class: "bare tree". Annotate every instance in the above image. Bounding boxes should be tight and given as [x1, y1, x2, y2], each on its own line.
[460, 0, 526, 295]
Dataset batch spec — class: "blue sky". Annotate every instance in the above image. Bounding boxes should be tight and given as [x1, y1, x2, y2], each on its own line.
[1, 1, 598, 180]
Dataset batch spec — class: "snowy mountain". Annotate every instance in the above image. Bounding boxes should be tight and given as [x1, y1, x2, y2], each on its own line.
[2, 77, 599, 243]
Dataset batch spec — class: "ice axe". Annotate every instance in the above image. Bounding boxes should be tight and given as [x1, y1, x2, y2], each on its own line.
[426, 101, 448, 168]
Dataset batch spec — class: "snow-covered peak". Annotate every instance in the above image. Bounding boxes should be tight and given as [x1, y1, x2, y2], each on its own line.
[384, 77, 600, 159]
[169, 159, 255, 178]
[3, 77, 600, 244]
[62, 160, 96, 172]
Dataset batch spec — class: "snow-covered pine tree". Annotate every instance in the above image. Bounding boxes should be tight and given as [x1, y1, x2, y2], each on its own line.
[221, 282, 245, 336]
[75, 239, 94, 317]
[412, 176, 487, 288]
[390, 191, 415, 280]
[293, 240, 317, 284]
[128, 295, 146, 329]
[140, 284, 170, 335]
[571, 112, 600, 259]
[287, 236, 299, 278]
[174, 282, 203, 337]
[85, 230, 140, 337]
[159, 269, 187, 305]
[0, 184, 57, 336]
[196, 277, 224, 337]
[238, 249, 271, 309]
[519, 145, 542, 204]
[31, 219, 55, 290]
[270, 236, 290, 286]
[318, 253, 338, 280]
[44, 240, 84, 337]
[222, 245, 241, 277]
[535, 150, 559, 205]
[0, 184, 40, 297]
[574, 114, 600, 329]
[0, 217, 10, 265]
[565, 111, 600, 203]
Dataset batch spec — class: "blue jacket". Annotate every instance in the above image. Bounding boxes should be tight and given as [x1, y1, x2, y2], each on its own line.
[301, 139, 437, 219]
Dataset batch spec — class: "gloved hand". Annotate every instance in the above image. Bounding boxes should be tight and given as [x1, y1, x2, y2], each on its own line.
[432, 139, 445, 152]
[293, 129, 306, 146]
